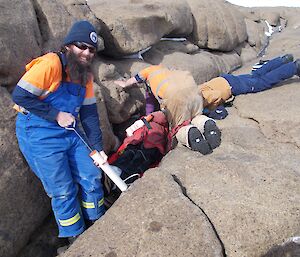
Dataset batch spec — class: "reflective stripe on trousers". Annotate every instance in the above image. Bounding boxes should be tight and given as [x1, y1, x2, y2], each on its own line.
[16, 113, 106, 237]
[15, 78, 105, 237]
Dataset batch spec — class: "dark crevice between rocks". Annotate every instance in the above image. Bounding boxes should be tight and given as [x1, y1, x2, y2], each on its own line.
[84, 2, 100, 25]
[171, 174, 227, 257]
[83, 2, 127, 57]
[17, 214, 67, 257]
[31, 0, 51, 47]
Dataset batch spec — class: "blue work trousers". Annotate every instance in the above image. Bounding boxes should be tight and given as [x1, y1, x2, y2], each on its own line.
[222, 57, 297, 96]
[16, 113, 105, 237]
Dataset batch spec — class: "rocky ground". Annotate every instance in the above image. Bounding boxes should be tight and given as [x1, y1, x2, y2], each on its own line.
[0, 1, 299, 257]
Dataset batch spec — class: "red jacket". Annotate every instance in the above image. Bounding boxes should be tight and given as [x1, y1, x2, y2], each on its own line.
[108, 111, 169, 164]
[123, 111, 169, 155]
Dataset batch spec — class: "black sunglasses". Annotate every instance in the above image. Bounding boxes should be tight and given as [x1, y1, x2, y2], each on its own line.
[73, 42, 96, 54]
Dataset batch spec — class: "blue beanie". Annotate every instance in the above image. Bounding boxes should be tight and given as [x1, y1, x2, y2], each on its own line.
[63, 20, 98, 49]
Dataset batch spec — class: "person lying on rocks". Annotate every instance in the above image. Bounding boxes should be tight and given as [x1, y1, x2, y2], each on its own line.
[114, 67, 222, 155]
[115, 54, 299, 122]
[200, 54, 299, 119]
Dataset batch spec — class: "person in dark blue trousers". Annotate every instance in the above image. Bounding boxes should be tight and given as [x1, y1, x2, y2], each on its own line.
[200, 54, 299, 119]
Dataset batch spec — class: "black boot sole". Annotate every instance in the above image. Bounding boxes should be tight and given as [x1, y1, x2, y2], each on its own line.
[188, 127, 212, 155]
[203, 120, 221, 149]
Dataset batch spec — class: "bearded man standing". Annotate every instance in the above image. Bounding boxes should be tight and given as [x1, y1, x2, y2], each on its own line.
[12, 20, 107, 240]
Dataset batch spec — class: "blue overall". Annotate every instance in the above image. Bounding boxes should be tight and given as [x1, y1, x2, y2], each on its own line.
[16, 81, 105, 237]
[221, 57, 297, 96]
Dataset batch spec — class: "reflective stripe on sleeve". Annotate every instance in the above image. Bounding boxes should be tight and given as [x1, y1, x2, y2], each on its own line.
[148, 69, 165, 81]
[58, 213, 81, 227]
[18, 79, 44, 96]
[155, 78, 169, 98]
[82, 97, 97, 105]
[40, 90, 52, 98]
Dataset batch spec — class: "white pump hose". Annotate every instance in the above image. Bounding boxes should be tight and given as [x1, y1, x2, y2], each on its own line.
[65, 121, 128, 192]
[89, 150, 128, 192]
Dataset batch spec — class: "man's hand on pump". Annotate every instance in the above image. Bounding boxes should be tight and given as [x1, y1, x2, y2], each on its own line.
[56, 111, 75, 127]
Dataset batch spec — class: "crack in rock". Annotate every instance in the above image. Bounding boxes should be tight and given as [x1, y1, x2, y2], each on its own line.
[246, 117, 300, 149]
[234, 106, 300, 149]
[171, 174, 227, 257]
[246, 117, 259, 124]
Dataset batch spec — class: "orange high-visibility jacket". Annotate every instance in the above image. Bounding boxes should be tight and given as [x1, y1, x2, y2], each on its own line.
[137, 65, 171, 100]
[136, 65, 203, 127]
[17, 53, 95, 103]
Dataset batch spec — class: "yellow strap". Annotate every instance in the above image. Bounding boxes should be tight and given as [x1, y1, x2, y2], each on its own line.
[81, 201, 95, 209]
[13, 104, 21, 112]
[98, 198, 104, 207]
[58, 213, 81, 227]
[13, 104, 29, 115]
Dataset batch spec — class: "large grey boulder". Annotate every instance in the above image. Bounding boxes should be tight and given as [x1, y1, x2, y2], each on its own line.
[234, 81, 300, 147]
[144, 48, 241, 84]
[244, 19, 267, 51]
[165, 128, 300, 257]
[187, 0, 247, 51]
[0, 0, 42, 89]
[238, 7, 281, 27]
[87, 0, 193, 56]
[0, 87, 50, 257]
[93, 82, 121, 153]
[239, 43, 259, 64]
[33, 0, 74, 52]
[93, 60, 145, 125]
[60, 166, 225, 257]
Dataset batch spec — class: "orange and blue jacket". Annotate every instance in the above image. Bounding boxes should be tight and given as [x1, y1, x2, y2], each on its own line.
[12, 52, 103, 151]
